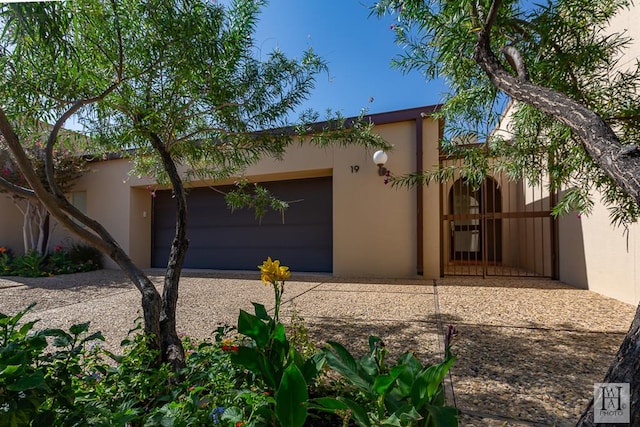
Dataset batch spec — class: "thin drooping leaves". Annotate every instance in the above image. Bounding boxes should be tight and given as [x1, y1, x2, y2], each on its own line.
[374, 0, 640, 227]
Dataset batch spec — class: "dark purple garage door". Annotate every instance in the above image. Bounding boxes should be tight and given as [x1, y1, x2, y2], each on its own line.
[152, 177, 332, 272]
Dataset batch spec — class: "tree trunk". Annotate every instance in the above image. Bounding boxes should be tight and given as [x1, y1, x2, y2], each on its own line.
[38, 210, 50, 255]
[0, 108, 165, 365]
[149, 132, 189, 372]
[472, 9, 640, 424]
[576, 302, 640, 426]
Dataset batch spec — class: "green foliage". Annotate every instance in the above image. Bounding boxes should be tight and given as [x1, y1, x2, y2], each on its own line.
[66, 243, 104, 271]
[312, 336, 457, 427]
[0, 246, 13, 275]
[231, 301, 324, 426]
[0, 303, 104, 427]
[374, 0, 640, 226]
[288, 302, 318, 360]
[10, 250, 47, 277]
[0, 256, 458, 426]
[0, 244, 102, 277]
[226, 179, 290, 223]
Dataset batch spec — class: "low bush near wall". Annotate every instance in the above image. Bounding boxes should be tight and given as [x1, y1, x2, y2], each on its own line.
[0, 243, 102, 277]
[0, 259, 458, 427]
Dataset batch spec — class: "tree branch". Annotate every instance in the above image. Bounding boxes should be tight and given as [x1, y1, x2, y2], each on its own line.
[0, 174, 36, 198]
[501, 45, 529, 81]
[473, 10, 640, 206]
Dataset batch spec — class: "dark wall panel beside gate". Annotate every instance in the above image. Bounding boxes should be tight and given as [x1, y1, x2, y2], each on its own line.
[152, 177, 333, 272]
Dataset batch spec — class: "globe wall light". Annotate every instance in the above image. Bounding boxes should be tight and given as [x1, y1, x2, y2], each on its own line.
[373, 150, 389, 176]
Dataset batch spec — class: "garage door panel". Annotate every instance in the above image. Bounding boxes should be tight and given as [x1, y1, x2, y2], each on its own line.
[152, 177, 332, 272]
[187, 226, 331, 248]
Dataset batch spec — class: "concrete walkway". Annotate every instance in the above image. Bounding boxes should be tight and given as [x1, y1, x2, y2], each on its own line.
[0, 270, 635, 426]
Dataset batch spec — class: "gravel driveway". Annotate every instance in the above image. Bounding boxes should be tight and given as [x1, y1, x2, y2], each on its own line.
[0, 269, 635, 426]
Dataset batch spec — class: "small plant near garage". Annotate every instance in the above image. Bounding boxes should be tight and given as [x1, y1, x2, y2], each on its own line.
[0, 258, 458, 426]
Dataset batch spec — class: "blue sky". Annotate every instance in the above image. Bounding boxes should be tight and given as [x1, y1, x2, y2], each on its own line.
[252, 1, 447, 119]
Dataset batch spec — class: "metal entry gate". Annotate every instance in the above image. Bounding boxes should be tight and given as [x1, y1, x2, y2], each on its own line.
[440, 155, 557, 278]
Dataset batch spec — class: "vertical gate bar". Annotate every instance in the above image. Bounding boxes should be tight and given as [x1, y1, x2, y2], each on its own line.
[481, 178, 487, 278]
[550, 184, 558, 279]
[540, 183, 545, 277]
[440, 155, 445, 277]
[496, 180, 500, 276]
[523, 186, 529, 277]
[531, 186, 536, 276]
[510, 202, 514, 276]
[466, 171, 472, 276]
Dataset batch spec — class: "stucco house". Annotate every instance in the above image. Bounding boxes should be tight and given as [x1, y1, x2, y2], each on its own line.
[1, 106, 444, 279]
[3, 4, 640, 307]
[1, 100, 638, 305]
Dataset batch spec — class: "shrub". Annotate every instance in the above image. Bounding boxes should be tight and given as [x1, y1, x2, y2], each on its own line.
[10, 250, 47, 277]
[0, 244, 102, 277]
[67, 243, 103, 271]
[0, 303, 104, 426]
[0, 246, 13, 276]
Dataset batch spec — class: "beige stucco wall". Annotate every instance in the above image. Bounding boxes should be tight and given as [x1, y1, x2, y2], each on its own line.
[0, 195, 74, 255]
[559, 196, 640, 305]
[557, 4, 640, 305]
[421, 119, 442, 279]
[49, 113, 440, 278]
[0, 196, 25, 253]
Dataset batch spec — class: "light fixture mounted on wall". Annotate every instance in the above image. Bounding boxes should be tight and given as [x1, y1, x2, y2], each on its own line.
[372, 150, 389, 176]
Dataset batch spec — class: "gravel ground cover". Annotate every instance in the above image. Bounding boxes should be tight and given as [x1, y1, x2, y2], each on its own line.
[0, 270, 635, 426]
[437, 276, 636, 426]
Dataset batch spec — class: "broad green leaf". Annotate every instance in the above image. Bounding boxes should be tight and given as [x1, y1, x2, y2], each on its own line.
[17, 320, 38, 337]
[301, 351, 325, 384]
[275, 363, 308, 427]
[69, 321, 91, 335]
[272, 322, 287, 344]
[6, 370, 44, 391]
[358, 353, 379, 377]
[393, 404, 422, 423]
[237, 309, 269, 347]
[337, 397, 371, 427]
[411, 355, 456, 406]
[373, 374, 396, 395]
[381, 412, 402, 426]
[394, 364, 416, 398]
[423, 404, 458, 427]
[230, 346, 261, 375]
[81, 331, 105, 345]
[252, 302, 271, 321]
[258, 350, 281, 390]
[323, 342, 373, 393]
[308, 397, 348, 411]
[0, 365, 22, 376]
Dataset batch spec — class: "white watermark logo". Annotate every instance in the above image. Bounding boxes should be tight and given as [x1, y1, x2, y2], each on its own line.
[594, 383, 630, 423]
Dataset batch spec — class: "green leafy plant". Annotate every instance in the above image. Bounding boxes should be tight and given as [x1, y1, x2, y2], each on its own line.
[46, 246, 76, 275]
[0, 246, 13, 275]
[10, 250, 46, 277]
[312, 335, 458, 427]
[0, 303, 104, 427]
[67, 243, 103, 271]
[229, 257, 325, 427]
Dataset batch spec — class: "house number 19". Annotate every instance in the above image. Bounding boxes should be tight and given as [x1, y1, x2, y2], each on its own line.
[350, 165, 360, 173]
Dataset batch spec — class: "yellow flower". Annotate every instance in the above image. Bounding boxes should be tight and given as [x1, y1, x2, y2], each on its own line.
[258, 257, 291, 284]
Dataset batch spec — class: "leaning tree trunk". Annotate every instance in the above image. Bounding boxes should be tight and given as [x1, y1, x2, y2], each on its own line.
[0, 108, 166, 364]
[576, 303, 640, 426]
[471, 2, 640, 424]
